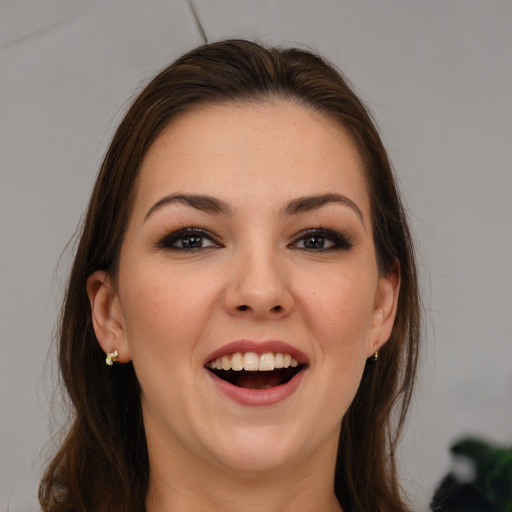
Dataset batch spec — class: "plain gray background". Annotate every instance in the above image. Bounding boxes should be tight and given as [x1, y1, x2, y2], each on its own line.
[1, 1, 511, 510]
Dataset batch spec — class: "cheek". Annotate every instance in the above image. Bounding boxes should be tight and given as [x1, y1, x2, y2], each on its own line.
[308, 277, 376, 418]
[299, 267, 377, 369]
[120, 268, 219, 360]
[118, 270, 221, 418]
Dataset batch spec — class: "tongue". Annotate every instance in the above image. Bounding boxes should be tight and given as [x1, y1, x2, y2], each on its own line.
[235, 372, 285, 389]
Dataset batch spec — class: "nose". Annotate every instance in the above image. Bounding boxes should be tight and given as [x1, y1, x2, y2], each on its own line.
[223, 246, 294, 320]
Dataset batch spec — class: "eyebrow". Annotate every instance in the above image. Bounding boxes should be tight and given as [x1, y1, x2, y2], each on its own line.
[285, 193, 365, 228]
[144, 193, 232, 221]
[144, 192, 365, 227]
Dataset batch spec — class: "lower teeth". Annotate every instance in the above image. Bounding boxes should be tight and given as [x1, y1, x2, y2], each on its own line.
[210, 367, 302, 389]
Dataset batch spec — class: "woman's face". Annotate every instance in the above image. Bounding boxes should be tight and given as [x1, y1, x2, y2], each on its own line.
[89, 101, 399, 475]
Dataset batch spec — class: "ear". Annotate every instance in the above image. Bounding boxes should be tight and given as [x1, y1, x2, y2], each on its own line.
[367, 261, 400, 358]
[86, 270, 131, 363]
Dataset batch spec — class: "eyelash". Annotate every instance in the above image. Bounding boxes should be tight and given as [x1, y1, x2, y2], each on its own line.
[289, 228, 353, 252]
[156, 227, 353, 252]
[157, 227, 221, 251]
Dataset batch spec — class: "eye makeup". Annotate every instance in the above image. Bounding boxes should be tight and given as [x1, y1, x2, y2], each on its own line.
[289, 228, 353, 252]
[156, 227, 222, 251]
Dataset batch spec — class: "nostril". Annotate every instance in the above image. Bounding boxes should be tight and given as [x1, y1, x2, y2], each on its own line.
[235, 304, 283, 313]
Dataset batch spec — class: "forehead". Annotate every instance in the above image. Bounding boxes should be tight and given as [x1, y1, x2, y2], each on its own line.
[134, 100, 369, 217]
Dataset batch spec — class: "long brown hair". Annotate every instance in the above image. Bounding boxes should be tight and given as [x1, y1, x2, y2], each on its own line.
[40, 39, 420, 512]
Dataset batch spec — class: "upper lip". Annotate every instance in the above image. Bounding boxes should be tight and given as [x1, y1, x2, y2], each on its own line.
[204, 340, 309, 366]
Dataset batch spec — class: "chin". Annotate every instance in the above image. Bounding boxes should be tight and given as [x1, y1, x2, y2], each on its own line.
[202, 423, 318, 475]
[216, 446, 296, 475]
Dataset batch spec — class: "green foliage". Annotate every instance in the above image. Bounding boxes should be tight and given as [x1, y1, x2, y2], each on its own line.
[430, 437, 512, 512]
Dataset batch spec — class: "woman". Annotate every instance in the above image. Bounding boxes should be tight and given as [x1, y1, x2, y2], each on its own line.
[39, 40, 420, 512]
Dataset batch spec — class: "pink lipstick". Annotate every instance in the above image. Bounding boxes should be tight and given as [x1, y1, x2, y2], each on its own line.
[204, 340, 308, 406]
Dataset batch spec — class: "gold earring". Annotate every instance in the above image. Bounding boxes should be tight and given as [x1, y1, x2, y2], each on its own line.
[105, 349, 119, 366]
[373, 343, 379, 362]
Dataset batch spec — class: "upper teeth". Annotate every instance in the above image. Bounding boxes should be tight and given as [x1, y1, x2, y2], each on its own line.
[208, 352, 299, 372]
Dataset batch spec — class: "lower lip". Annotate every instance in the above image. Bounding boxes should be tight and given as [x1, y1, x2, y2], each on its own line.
[206, 368, 305, 406]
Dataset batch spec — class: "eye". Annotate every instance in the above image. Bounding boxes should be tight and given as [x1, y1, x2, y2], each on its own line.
[290, 229, 353, 251]
[157, 228, 221, 251]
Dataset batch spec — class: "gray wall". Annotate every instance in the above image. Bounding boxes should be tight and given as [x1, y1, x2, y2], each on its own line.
[1, 1, 511, 510]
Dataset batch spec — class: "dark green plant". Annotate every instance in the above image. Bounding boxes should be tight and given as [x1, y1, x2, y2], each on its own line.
[430, 437, 512, 512]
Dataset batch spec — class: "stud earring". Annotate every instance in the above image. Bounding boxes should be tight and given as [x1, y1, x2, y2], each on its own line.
[373, 343, 379, 362]
[105, 349, 119, 366]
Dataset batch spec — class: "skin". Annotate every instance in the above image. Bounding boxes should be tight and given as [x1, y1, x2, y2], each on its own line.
[87, 100, 399, 512]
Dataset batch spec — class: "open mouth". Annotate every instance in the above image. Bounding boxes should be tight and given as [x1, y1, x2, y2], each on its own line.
[206, 352, 306, 390]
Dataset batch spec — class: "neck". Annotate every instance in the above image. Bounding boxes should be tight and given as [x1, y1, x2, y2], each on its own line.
[144, 428, 343, 512]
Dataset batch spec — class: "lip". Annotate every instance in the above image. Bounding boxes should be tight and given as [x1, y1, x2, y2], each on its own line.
[203, 339, 309, 366]
[204, 339, 308, 406]
[205, 365, 306, 406]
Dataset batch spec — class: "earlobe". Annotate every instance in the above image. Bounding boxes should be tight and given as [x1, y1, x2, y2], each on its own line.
[368, 262, 400, 358]
[86, 270, 131, 363]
